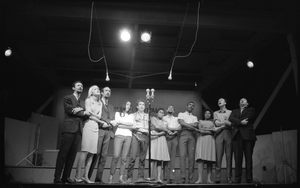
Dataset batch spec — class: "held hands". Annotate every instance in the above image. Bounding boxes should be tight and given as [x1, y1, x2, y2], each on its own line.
[72, 107, 84, 114]
[241, 118, 248, 125]
[102, 122, 110, 128]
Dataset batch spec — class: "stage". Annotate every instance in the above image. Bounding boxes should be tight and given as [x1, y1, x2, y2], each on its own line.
[4, 182, 299, 188]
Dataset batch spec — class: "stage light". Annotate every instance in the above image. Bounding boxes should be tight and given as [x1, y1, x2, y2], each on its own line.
[105, 72, 110, 81]
[5, 47, 12, 57]
[140, 31, 151, 43]
[247, 60, 254, 68]
[168, 70, 172, 80]
[120, 29, 131, 42]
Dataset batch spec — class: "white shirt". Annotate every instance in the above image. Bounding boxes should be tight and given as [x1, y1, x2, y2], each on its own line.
[178, 111, 198, 124]
[163, 115, 181, 130]
[114, 112, 134, 137]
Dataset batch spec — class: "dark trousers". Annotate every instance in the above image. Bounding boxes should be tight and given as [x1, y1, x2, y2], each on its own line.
[215, 129, 232, 181]
[164, 135, 178, 181]
[178, 130, 196, 182]
[88, 129, 111, 182]
[232, 131, 255, 183]
[127, 134, 149, 179]
[54, 129, 81, 181]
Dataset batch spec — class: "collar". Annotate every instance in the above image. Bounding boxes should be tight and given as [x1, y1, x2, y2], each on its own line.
[240, 106, 247, 111]
[185, 111, 193, 115]
[219, 108, 228, 113]
[101, 98, 108, 105]
[73, 93, 80, 100]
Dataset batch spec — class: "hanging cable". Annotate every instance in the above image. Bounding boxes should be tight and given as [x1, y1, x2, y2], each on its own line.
[87, 2, 110, 81]
[87, 2, 105, 62]
[168, 2, 201, 80]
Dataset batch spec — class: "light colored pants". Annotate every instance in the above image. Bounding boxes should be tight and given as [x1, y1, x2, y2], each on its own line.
[178, 130, 196, 182]
[110, 135, 132, 175]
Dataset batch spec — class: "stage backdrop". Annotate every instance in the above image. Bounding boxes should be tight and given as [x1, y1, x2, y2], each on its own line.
[52, 87, 203, 150]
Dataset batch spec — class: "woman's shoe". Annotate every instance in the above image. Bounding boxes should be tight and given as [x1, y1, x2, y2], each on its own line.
[82, 177, 94, 184]
[195, 180, 202, 184]
[107, 179, 113, 184]
[74, 177, 83, 183]
[157, 180, 163, 184]
[119, 179, 127, 184]
[207, 180, 214, 184]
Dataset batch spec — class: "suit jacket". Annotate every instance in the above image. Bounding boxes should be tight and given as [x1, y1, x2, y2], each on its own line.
[99, 101, 115, 138]
[229, 107, 257, 141]
[63, 94, 87, 134]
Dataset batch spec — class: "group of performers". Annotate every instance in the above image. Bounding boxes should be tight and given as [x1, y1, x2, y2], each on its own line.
[53, 81, 256, 184]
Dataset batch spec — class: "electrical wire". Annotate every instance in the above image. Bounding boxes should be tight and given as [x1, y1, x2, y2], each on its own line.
[87, 2, 105, 63]
[169, 2, 201, 76]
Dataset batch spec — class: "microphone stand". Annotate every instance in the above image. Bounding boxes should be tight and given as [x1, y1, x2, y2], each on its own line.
[146, 89, 155, 180]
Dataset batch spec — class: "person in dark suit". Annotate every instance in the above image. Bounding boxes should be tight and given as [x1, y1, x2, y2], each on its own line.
[88, 86, 115, 183]
[229, 98, 256, 183]
[53, 81, 91, 184]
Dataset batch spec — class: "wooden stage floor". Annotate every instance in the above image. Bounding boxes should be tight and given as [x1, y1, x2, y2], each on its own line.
[4, 182, 298, 188]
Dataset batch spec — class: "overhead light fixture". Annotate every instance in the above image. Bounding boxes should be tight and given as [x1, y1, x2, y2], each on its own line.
[120, 29, 131, 42]
[105, 72, 110, 81]
[140, 31, 151, 43]
[168, 70, 172, 80]
[247, 60, 254, 68]
[5, 47, 12, 57]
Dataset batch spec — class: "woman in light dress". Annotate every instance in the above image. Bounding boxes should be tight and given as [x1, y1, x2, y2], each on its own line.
[195, 109, 216, 184]
[146, 108, 171, 183]
[74, 85, 108, 184]
[108, 100, 137, 184]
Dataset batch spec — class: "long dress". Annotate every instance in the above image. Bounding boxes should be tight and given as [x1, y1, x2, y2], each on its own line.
[146, 117, 170, 161]
[195, 120, 216, 162]
[81, 98, 102, 154]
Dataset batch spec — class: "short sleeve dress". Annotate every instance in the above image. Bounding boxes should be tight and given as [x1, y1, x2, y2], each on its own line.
[195, 120, 216, 162]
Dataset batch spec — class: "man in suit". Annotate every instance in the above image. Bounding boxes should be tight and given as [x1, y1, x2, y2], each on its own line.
[229, 98, 256, 183]
[88, 86, 115, 183]
[54, 81, 91, 184]
[213, 98, 233, 183]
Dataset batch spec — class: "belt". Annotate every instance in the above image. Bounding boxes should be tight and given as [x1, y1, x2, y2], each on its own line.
[136, 131, 148, 135]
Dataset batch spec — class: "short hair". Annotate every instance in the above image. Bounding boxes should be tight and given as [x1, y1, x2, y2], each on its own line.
[187, 101, 195, 106]
[101, 86, 110, 92]
[136, 99, 146, 106]
[219, 98, 227, 103]
[72, 80, 82, 88]
[157, 108, 165, 113]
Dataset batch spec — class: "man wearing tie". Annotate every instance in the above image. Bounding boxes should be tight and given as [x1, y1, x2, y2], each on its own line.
[88, 87, 115, 183]
[54, 81, 91, 184]
[229, 98, 256, 183]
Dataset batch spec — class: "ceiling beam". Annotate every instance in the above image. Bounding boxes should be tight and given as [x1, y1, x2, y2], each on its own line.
[5, 2, 297, 34]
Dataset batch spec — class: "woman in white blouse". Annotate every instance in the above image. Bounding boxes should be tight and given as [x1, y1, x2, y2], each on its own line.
[108, 100, 136, 183]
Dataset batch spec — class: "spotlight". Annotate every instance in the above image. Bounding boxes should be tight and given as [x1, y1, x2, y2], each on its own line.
[247, 60, 254, 68]
[140, 31, 151, 43]
[120, 29, 131, 42]
[5, 47, 12, 57]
